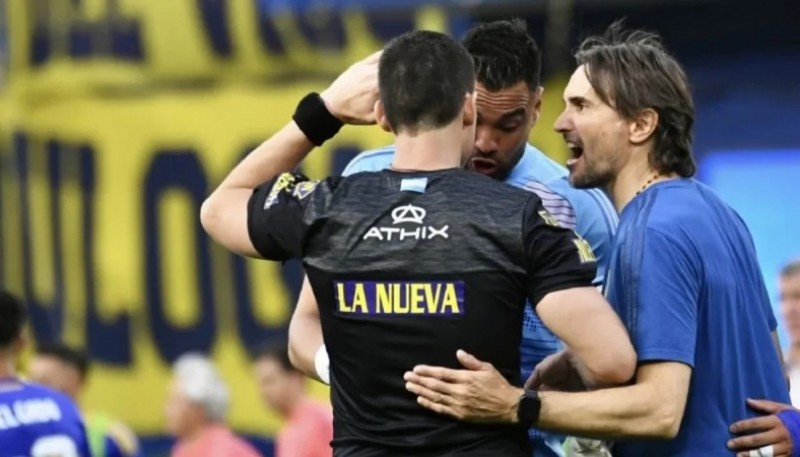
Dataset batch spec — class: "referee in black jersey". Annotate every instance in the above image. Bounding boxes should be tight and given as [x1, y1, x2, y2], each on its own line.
[201, 31, 635, 457]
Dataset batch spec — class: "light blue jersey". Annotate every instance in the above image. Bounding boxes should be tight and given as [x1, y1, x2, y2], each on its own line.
[343, 144, 618, 457]
[0, 378, 92, 457]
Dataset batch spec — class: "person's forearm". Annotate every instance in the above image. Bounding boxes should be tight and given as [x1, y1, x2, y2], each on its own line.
[218, 121, 314, 192]
[200, 121, 315, 256]
[537, 383, 680, 439]
[288, 311, 325, 381]
[564, 348, 621, 390]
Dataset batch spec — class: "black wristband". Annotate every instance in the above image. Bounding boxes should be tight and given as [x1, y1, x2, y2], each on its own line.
[292, 92, 344, 147]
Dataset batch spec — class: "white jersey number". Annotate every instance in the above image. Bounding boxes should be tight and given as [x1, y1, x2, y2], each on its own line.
[31, 434, 80, 457]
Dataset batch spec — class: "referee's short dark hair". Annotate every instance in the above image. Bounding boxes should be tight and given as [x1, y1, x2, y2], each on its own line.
[379, 30, 475, 135]
[35, 342, 91, 380]
[575, 20, 696, 178]
[462, 18, 542, 92]
[252, 340, 296, 373]
[0, 290, 26, 348]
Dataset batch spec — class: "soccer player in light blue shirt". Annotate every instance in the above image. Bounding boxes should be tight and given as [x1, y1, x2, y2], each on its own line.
[337, 20, 617, 456]
[0, 290, 92, 457]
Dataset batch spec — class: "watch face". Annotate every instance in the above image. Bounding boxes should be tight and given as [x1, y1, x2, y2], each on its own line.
[519, 391, 541, 424]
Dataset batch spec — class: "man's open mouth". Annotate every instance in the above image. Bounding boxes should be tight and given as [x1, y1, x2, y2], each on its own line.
[470, 158, 497, 175]
[566, 142, 584, 167]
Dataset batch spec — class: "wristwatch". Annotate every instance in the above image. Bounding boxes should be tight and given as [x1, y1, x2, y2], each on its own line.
[516, 389, 542, 426]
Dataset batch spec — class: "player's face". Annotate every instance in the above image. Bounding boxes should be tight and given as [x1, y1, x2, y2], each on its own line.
[469, 82, 539, 181]
[780, 273, 800, 342]
[555, 66, 629, 189]
[253, 358, 303, 416]
[27, 356, 82, 399]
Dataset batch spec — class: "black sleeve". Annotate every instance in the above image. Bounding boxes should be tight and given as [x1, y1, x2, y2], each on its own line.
[523, 195, 598, 306]
[247, 172, 335, 261]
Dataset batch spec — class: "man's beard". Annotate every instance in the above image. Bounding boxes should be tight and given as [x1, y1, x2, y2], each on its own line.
[485, 143, 526, 182]
[569, 158, 614, 189]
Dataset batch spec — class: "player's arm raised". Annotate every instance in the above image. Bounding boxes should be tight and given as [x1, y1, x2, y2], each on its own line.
[525, 200, 636, 386]
[200, 122, 317, 257]
[200, 52, 380, 256]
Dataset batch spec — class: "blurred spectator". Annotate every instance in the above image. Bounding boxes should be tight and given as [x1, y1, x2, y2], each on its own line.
[781, 259, 800, 405]
[28, 342, 141, 457]
[252, 341, 333, 457]
[165, 353, 262, 457]
[1, 291, 93, 457]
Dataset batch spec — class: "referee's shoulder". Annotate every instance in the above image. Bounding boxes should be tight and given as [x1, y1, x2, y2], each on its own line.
[453, 170, 541, 206]
[342, 146, 395, 175]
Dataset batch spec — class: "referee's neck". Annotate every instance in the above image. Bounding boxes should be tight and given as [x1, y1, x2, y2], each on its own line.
[392, 127, 464, 172]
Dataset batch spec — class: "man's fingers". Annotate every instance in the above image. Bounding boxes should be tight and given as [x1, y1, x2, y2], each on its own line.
[412, 365, 467, 382]
[736, 441, 792, 457]
[405, 381, 443, 402]
[404, 372, 460, 397]
[747, 398, 792, 414]
[773, 441, 793, 457]
[727, 429, 782, 450]
[456, 350, 487, 371]
[730, 416, 779, 434]
[525, 369, 542, 390]
[416, 395, 461, 419]
[405, 381, 464, 409]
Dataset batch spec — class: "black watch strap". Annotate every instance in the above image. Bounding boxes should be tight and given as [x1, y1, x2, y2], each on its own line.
[517, 389, 542, 426]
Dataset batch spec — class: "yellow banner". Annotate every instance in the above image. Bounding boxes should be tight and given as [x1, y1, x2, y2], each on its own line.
[2, 0, 449, 92]
[0, 85, 394, 434]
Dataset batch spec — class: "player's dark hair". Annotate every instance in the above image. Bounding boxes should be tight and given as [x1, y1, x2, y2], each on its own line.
[252, 340, 297, 374]
[379, 30, 475, 134]
[36, 342, 91, 380]
[576, 20, 696, 178]
[0, 291, 26, 348]
[462, 18, 542, 92]
[781, 260, 800, 278]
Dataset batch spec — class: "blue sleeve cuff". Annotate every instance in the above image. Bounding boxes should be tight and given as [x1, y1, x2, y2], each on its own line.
[777, 410, 800, 457]
[637, 349, 695, 368]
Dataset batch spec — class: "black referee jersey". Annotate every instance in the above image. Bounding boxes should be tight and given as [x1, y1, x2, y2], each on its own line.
[247, 168, 597, 456]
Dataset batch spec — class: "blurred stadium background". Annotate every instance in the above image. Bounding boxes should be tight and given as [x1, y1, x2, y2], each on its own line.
[0, 0, 797, 455]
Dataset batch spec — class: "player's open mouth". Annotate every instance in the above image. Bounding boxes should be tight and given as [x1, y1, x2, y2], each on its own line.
[566, 142, 584, 167]
[470, 158, 497, 175]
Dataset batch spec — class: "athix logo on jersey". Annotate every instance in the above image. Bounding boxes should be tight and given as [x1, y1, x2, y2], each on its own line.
[391, 204, 426, 224]
[335, 281, 465, 316]
[363, 204, 449, 241]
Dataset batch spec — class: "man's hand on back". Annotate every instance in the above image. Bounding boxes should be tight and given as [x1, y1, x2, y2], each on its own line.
[404, 350, 522, 424]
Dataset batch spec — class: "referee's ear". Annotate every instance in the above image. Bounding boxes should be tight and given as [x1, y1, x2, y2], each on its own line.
[462, 92, 477, 128]
[374, 100, 392, 133]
